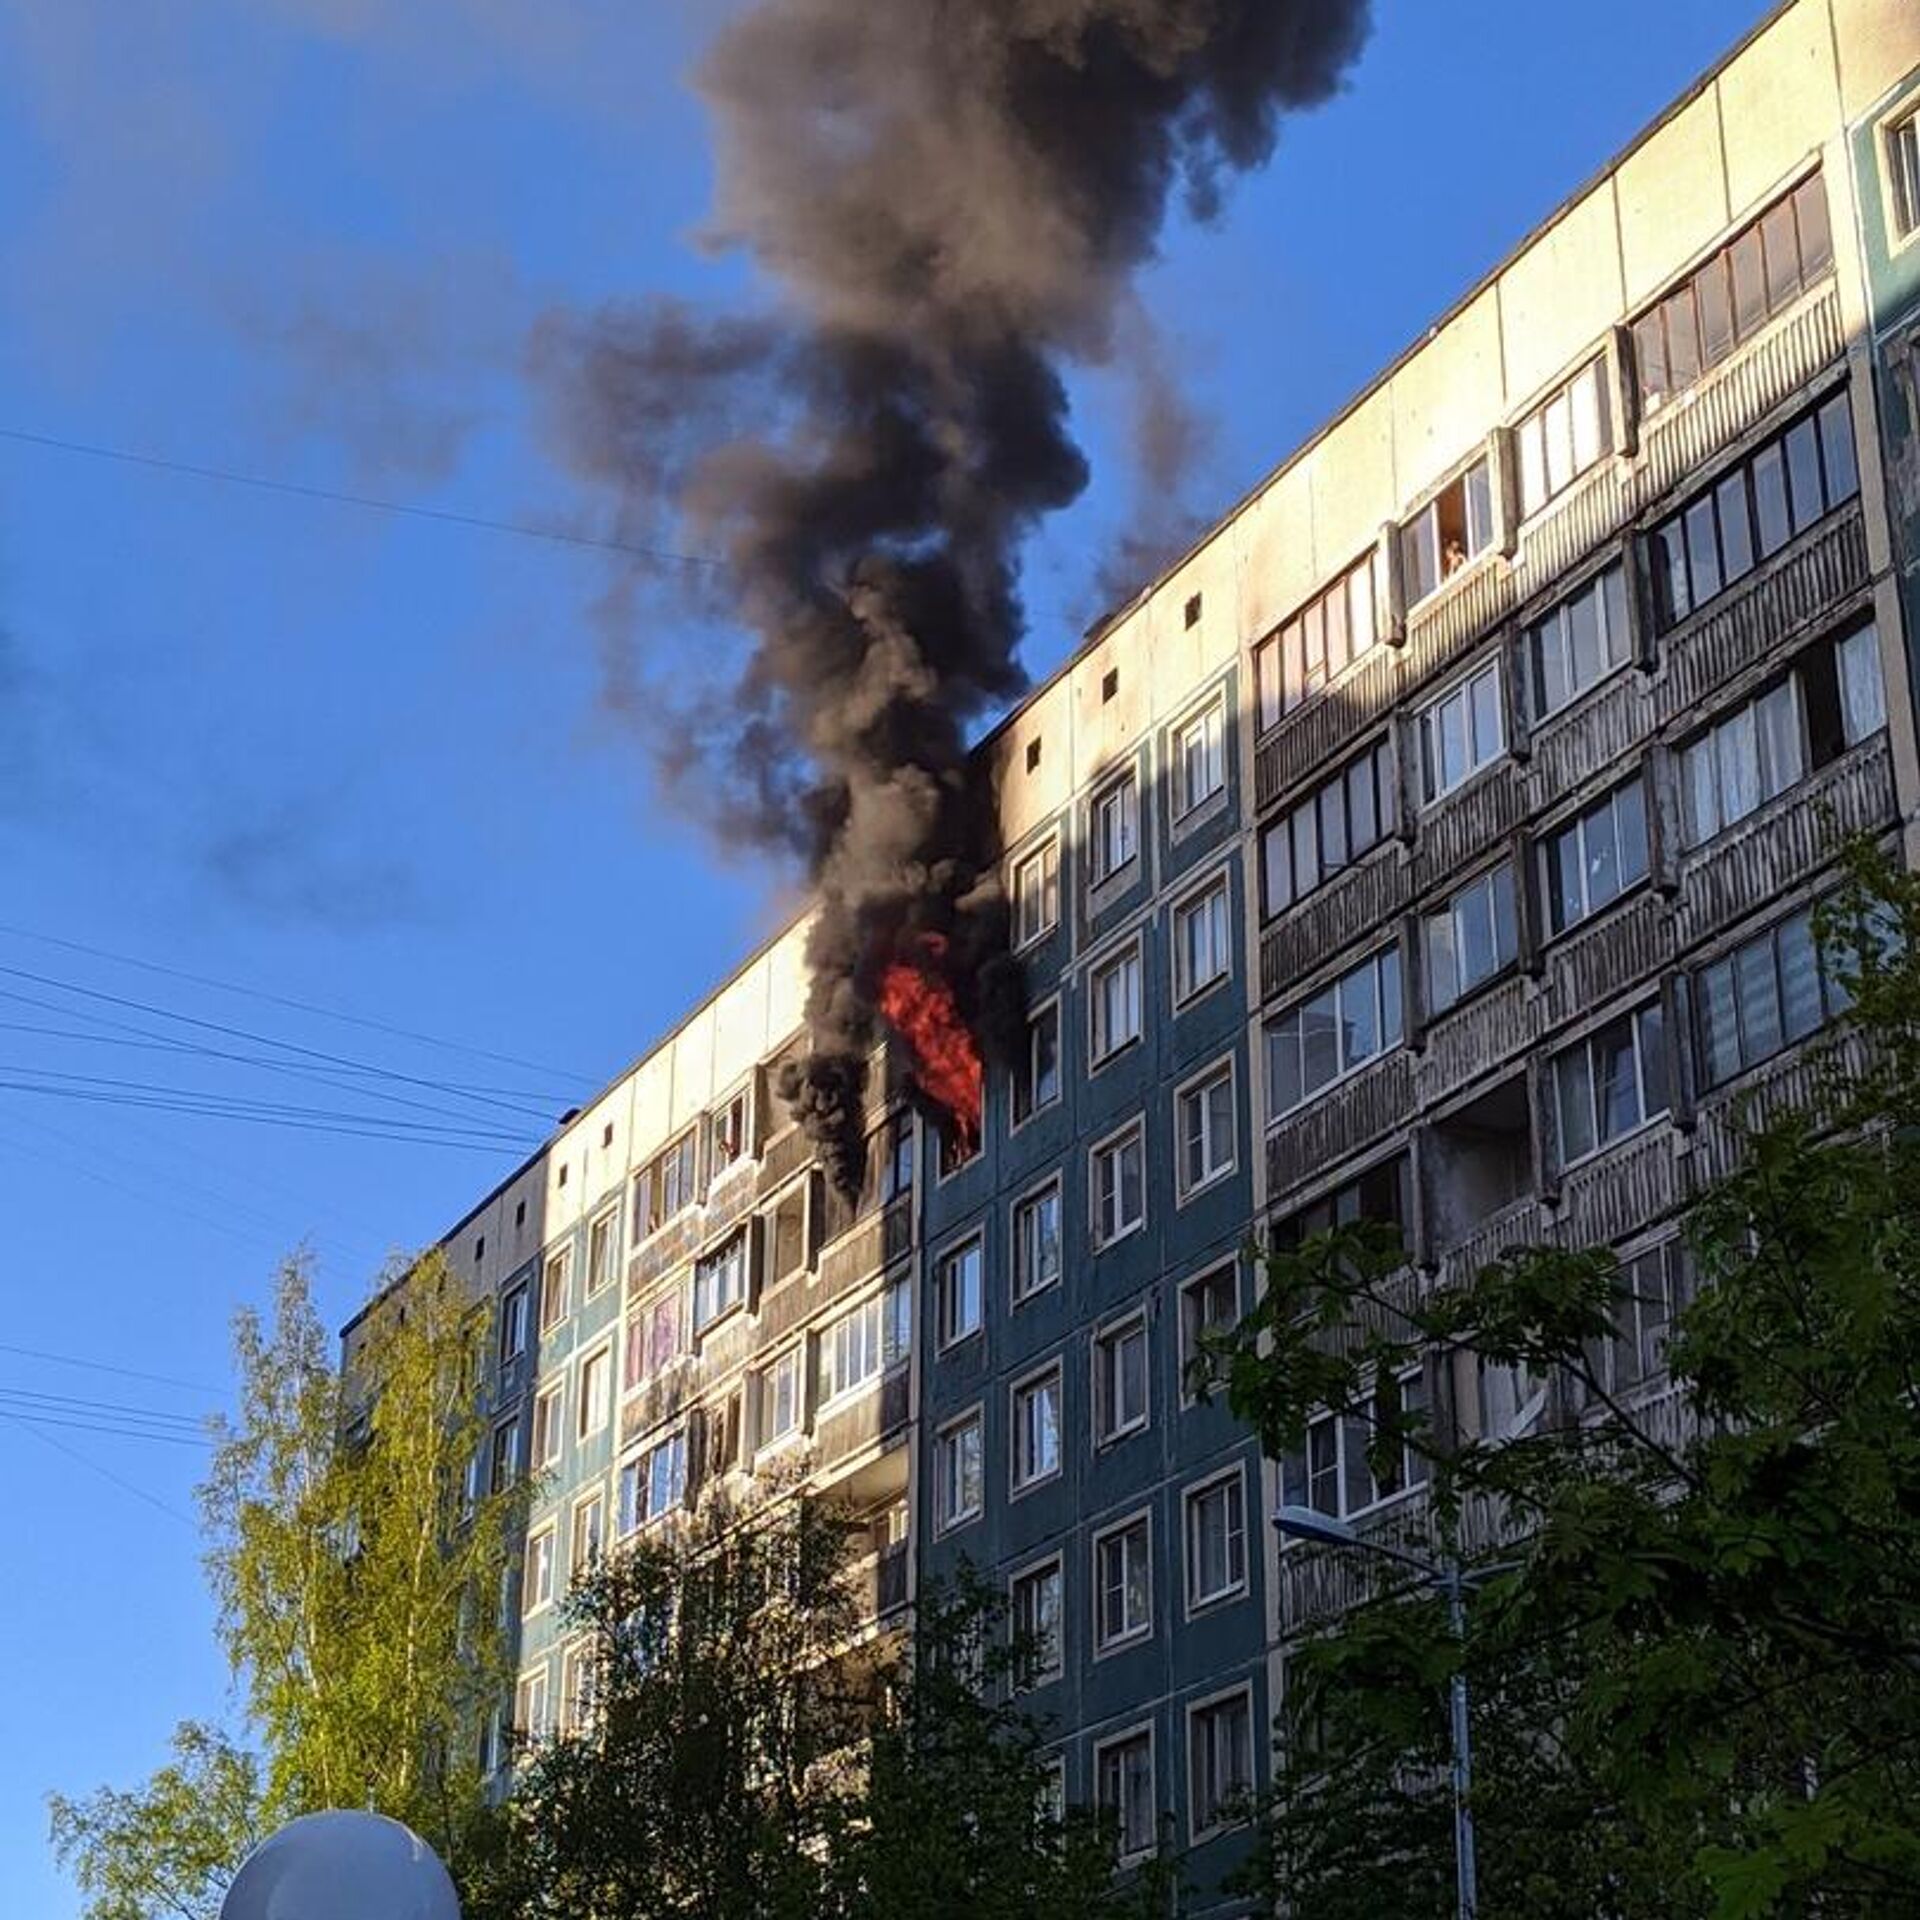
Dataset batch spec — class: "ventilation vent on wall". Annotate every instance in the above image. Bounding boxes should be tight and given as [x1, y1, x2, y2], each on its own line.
[1184, 592, 1203, 629]
[1026, 737, 1042, 773]
[1102, 667, 1120, 703]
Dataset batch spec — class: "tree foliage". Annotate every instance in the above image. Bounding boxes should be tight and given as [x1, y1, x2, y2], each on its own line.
[466, 1495, 1167, 1920]
[1209, 845, 1920, 1918]
[51, 1249, 523, 1916]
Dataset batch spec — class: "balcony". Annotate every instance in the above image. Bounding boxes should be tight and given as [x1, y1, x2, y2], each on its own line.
[1555, 1122, 1682, 1250]
[1412, 759, 1524, 896]
[1422, 1075, 1535, 1262]
[1417, 975, 1537, 1109]
[1260, 847, 1408, 1006]
[1541, 889, 1673, 1035]
[1267, 1049, 1413, 1206]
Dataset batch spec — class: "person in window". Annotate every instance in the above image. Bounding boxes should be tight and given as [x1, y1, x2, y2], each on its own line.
[1443, 535, 1469, 578]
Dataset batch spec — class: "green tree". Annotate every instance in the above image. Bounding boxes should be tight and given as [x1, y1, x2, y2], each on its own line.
[52, 1249, 523, 1916]
[467, 1496, 1169, 1920]
[48, 1723, 264, 1920]
[1210, 847, 1920, 1919]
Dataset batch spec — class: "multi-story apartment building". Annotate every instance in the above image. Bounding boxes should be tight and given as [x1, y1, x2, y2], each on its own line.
[348, 0, 1920, 1890]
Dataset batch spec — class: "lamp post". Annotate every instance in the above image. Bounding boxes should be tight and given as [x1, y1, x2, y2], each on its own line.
[1272, 1503, 1492, 1920]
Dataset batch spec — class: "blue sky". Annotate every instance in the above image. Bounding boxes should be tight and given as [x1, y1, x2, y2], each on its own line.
[0, 1, 1764, 1910]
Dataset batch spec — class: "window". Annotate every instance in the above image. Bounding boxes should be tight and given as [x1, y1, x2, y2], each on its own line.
[1011, 1560, 1064, 1686]
[709, 1088, 751, 1172]
[1419, 660, 1505, 801]
[1172, 702, 1226, 818]
[570, 1491, 605, 1582]
[1094, 1514, 1152, 1650]
[818, 1278, 911, 1403]
[1014, 840, 1060, 948]
[1527, 564, 1630, 718]
[1190, 1692, 1253, 1836]
[858, 1113, 916, 1214]
[1650, 394, 1858, 629]
[514, 1668, 551, 1744]
[1577, 1242, 1694, 1399]
[633, 1131, 698, 1237]
[934, 1411, 983, 1532]
[1176, 1062, 1235, 1196]
[1282, 1366, 1430, 1520]
[561, 1641, 599, 1734]
[758, 1346, 803, 1448]
[531, 1383, 563, 1470]
[1089, 943, 1143, 1062]
[692, 1233, 748, 1331]
[488, 1418, 518, 1495]
[1253, 552, 1380, 732]
[936, 1238, 985, 1348]
[1178, 1264, 1239, 1401]
[1551, 1003, 1669, 1165]
[1541, 780, 1649, 938]
[1891, 110, 1920, 240]
[1260, 739, 1397, 920]
[617, 1430, 687, 1534]
[1838, 621, 1888, 746]
[1011, 1366, 1063, 1491]
[1271, 1154, 1412, 1251]
[1037, 1757, 1067, 1829]
[1013, 1180, 1063, 1304]
[523, 1526, 556, 1613]
[1096, 1729, 1156, 1859]
[1424, 864, 1518, 1015]
[624, 1288, 682, 1392]
[1173, 877, 1232, 1002]
[1093, 1315, 1149, 1445]
[1011, 1001, 1061, 1124]
[1400, 455, 1494, 605]
[1091, 774, 1139, 886]
[1696, 905, 1850, 1087]
[1516, 358, 1611, 517]
[499, 1283, 529, 1369]
[577, 1346, 612, 1439]
[768, 1182, 810, 1285]
[1091, 1121, 1146, 1249]
[586, 1210, 619, 1297]
[1265, 945, 1404, 1121]
[1635, 173, 1832, 414]
[1185, 1471, 1248, 1608]
[539, 1248, 570, 1333]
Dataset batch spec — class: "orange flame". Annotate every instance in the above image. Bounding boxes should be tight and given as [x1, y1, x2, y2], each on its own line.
[878, 934, 983, 1147]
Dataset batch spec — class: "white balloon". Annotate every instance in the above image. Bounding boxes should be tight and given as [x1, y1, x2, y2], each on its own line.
[220, 1810, 462, 1920]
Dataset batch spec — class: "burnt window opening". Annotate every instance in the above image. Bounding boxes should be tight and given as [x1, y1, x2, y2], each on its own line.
[1424, 1077, 1533, 1256]
[1184, 592, 1204, 629]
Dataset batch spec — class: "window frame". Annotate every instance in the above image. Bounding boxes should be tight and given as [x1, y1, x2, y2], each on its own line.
[1187, 1685, 1256, 1842]
[498, 1281, 530, 1369]
[1009, 1360, 1065, 1496]
[1263, 943, 1405, 1125]
[1009, 1552, 1066, 1689]
[1092, 1310, 1151, 1448]
[1089, 1117, 1148, 1251]
[576, 1342, 613, 1441]
[756, 1343, 805, 1453]
[1171, 870, 1234, 1006]
[1550, 1001, 1671, 1170]
[1694, 903, 1848, 1089]
[1093, 1722, 1158, 1863]
[1539, 775, 1651, 941]
[1012, 836, 1061, 951]
[1253, 550, 1381, 735]
[632, 1129, 701, 1241]
[1418, 656, 1507, 805]
[1171, 696, 1228, 822]
[522, 1522, 557, 1616]
[1089, 771, 1141, 890]
[1399, 453, 1495, 608]
[1280, 1363, 1431, 1526]
[1514, 355, 1612, 521]
[531, 1380, 564, 1471]
[934, 1233, 986, 1351]
[539, 1246, 571, 1334]
[1010, 994, 1063, 1128]
[1259, 737, 1398, 924]
[514, 1666, 551, 1745]
[1174, 1056, 1237, 1200]
[1889, 105, 1920, 245]
[1091, 1508, 1154, 1655]
[817, 1277, 911, 1406]
[570, 1487, 605, 1584]
[1525, 560, 1631, 721]
[1178, 1261, 1240, 1407]
[585, 1206, 620, 1298]
[933, 1407, 985, 1535]
[1011, 1175, 1065, 1307]
[1423, 861, 1520, 1017]
[1183, 1465, 1250, 1614]
[1088, 936, 1145, 1067]
[692, 1230, 749, 1333]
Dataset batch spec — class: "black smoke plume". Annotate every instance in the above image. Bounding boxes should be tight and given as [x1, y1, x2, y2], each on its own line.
[542, 0, 1373, 1193]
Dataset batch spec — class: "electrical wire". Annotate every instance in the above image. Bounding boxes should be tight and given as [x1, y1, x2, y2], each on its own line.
[0, 919, 593, 1090]
[0, 1409, 197, 1527]
[0, 961, 562, 1125]
[0, 1338, 216, 1395]
[0, 1386, 207, 1427]
[0, 423, 724, 575]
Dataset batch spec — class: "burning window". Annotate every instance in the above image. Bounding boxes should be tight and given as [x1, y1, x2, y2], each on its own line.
[1090, 772, 1139, 886]
[1400, 455, 1494, 605]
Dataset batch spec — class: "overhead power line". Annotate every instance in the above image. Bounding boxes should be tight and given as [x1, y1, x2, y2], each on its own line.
[0, 1409, 197, 1527]
[0, 920, 594, 1090]
[0, 1338, 217, 1396]
[0, 423, 725, 574]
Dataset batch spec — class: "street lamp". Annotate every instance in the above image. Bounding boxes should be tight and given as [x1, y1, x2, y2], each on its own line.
[1272, 1503, 1489, 1920]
